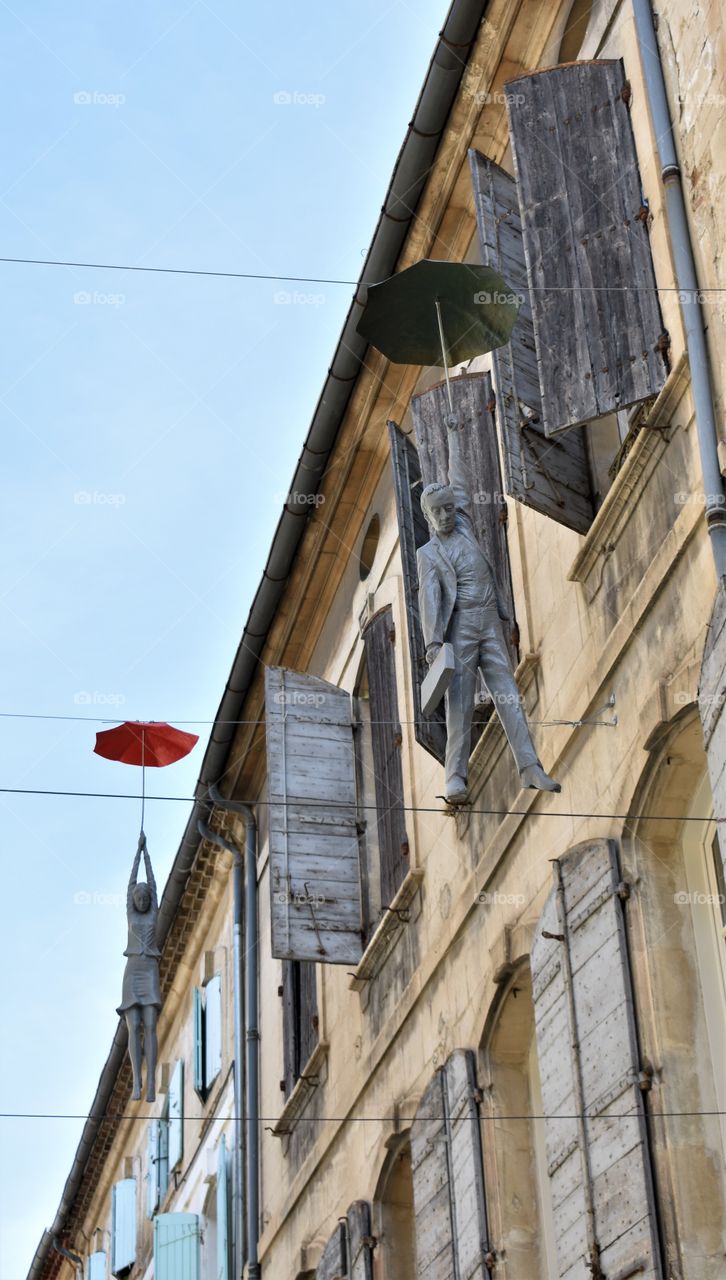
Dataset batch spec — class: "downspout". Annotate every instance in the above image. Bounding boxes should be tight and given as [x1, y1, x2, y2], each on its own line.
[208, 784, 260, 1280]
[196, 817, 246, 1280]
[51, 1241, 82, 1280]
[633, 0, 726, 581]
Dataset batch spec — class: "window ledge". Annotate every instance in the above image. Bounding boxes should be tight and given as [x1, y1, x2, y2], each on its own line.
[272, 1039, 329, 1137]
[568, 354, 690, 594]
[348, 867, 424, 992]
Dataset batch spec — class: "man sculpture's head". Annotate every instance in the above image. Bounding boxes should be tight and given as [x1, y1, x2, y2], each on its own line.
[421, 482, 457, 536]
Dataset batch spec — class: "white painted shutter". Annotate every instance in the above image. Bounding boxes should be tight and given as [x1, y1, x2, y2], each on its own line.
[146, 1121, 160, 1218]
[316, 1222, 347, 1280]
[265, 667, 363, 964]
[531, 839, 663, 1280]
[193, 986, 204, 1093]
[205, 973, 223, 1089]
[468, 149, 596, 534]
[410, 1050, 491, 1280]
[111, 1178, 136, 1275]
[87, 1251, 106, 1280]
[346, 1200, 374, 1280]
[506, 60, 667, 436]
[216, 1135, 230, 1280]
[168, 1058, 184, 1171]
[153, 1213, 200, 1280]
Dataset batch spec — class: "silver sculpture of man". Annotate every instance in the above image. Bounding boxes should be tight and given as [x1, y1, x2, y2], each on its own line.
[418, 411, 561, 803]
[117, 835, 161, 1101]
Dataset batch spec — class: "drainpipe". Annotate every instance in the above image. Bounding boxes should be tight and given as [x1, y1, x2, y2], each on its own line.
[633, 0, 726, 582]
[197, 817, 246, 1279]
[51, 1241, 83, 1280]
[207, 783, 261, 1280]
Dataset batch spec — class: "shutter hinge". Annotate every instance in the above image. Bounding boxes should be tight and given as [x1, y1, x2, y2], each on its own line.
[655, 330, 671, 354]
[311, 1014, 320, 1030]
[541, 928, 565, 942]
[388, 624, 396, 644]
[638, 1065, 654, 1092]
[277, 984, 284, 998]
[393, 731, 403, 747]
[356, 819, 367, 834]
[279, 1080, 286, 1092]
[484, 1249, 496, 1272]
[621, 79, 632, 107]
[498, 506, 508, 526]
[616, 879, 631, 900]
[401, 839, 410, 856]
[362, 1235, 377, 1249]
[486, 396, 496, 413]
[635, 202, 650, 224]
[472, 1086, 485, 1104]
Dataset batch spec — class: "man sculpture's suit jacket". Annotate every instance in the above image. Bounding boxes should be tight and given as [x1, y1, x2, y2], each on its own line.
[416, 423, 509, 653]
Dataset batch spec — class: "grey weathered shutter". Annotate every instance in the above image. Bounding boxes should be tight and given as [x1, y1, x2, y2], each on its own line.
[111, 1178, 136, 1276]
[192, 986, 204, 1094]
[281, 958, 297, 1097]
[316, 1222, 347, 1280]
[281, 959, 319, 1096]
[153, 1213, 201, 1280]
[204, 973, 222, 1090]
[298, 960, 319, 1068]
[168, 1058, 184, 1171]
[387, 420, 447, 766]
[216, 1135, 230, 1280]
[506, 60, 668, 436]
[146, 1121, 160, 1218]
[411, 373, 518, 670]
[346, 1201, 374, 1280]
[468, 149, 596, 534]
[87, 1251, 106, 1280]
[410, 1050, 491, 1280]
[363, 606, 409, 905]
[265, 667, 363, 964]
[531, 839, 663, 1279]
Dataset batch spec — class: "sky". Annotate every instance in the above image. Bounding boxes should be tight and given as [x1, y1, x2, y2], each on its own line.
[0, 3, 447, 1275]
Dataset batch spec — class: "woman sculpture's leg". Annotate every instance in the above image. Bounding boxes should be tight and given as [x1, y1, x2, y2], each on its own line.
[143, 1005, 158, 1102]
[125, 1008, 142, 1100]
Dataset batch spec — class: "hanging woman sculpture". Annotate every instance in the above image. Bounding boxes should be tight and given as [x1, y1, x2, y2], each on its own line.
[117, 835, 161, 1101]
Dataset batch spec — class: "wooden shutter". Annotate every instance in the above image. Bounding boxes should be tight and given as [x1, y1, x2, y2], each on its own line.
[216, 1135, 230, 1280]
[468, 150, 596, 534]
[87, 1251, 106, 1280]
[193, 987, 204, 1094]
[158, 1109, 170, 1201]
[506, 60, 667, 436]
[265, 667, 363, 964]
[363, 606, 409, 905]
[168, 1058, 184, 1171]
[281, 958, 297, 1098]
[316, 1222, 347, 1280]
[282, 959, 319, 1096]
[531, 839, 663, 1279]
[346, 1201, 374, 1280]
[387, 420, 447, 765]
[153, 1213, 200, 1280]
[410, 1051, 491, 1280]
[204, 973, 223, 1090]
[146, 1121, 160, 1218]
[411, 373, 518, 675]
[111, 1178, 136, 1276]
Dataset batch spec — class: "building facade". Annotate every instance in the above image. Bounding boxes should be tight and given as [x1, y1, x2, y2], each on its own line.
[28, 0, 726, 1278]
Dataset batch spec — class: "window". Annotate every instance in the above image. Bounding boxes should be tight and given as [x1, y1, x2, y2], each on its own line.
[281, 959, 318, 1097]
[110, 1178, 136, 1277]
[193, 974, 222, 1099]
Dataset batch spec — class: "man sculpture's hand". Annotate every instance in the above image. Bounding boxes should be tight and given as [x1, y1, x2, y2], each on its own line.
[426, 643, 442, 666]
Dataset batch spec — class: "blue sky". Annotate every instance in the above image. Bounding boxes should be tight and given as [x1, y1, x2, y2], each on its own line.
[0, 3, 446, 1275]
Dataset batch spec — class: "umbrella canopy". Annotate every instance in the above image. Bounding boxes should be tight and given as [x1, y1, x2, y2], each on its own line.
[94, 721, 198, 768]
[356, 260, 519, 366]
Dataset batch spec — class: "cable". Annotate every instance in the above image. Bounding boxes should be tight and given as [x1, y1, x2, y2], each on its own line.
[0, 709, 615, 728]
[0, 1109, 722, 1122]
[0, 783, 717, 823]
[0, 256, 357, 286]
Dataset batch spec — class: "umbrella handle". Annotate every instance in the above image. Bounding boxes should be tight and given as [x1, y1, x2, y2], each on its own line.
[435, 298, 454, 414]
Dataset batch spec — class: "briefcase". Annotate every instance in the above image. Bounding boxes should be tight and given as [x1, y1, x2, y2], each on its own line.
[421, 642, 455, 716]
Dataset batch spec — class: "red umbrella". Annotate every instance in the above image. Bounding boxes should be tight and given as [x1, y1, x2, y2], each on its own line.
[94, 721, 198, 768]
[94, 721, 199, 835]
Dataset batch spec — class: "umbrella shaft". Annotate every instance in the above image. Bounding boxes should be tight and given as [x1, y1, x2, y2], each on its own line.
[435, 299, 453, 412]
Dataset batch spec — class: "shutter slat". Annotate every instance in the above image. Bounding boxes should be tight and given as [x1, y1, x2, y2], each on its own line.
[363, 606, 408, 906]
[168, 1058, 184, 1171]
[266, 667, 363, 964]
[204, 974, 222, 1090]
[153, 1213, 200, 1280]
[531, 839, 663, 1280]
[506, 61, 667, 435]
[111, 1178, 136, 1276]
[468, 150, 596, 534]
[388, 421, 447, 765]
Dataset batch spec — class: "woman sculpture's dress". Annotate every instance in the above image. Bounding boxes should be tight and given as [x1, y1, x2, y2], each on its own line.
[117, 836, 161, 1101]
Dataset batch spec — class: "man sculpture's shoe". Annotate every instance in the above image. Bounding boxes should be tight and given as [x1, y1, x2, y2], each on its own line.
[521, 763, 561, 793]
[446, 775, 469, 804]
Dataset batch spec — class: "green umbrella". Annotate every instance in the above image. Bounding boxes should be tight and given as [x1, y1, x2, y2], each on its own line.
[356, 259, 520, 410]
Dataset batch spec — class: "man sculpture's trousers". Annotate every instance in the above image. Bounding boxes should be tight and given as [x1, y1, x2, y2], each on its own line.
[444, 604, 538, 791]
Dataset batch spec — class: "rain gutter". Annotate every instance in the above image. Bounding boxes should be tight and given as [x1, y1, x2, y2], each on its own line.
[25, 2, 490, 1276]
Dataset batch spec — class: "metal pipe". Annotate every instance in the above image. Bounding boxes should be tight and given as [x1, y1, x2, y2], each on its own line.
[196, 817, 246, 1280]
[633, 0, 726, 581]
[208, 784, 260, 1280]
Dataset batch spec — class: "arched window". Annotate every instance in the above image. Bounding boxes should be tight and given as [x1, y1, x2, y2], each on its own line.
[373, 1134, 417, 1280]
[479, 968, 558, 1279]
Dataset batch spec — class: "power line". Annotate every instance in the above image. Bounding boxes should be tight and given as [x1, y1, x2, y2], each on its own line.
[0, 256, 357, 286]
[0, 1109, 722, 1122]
[0, 783, 716, 823]
[0, 709, 616, 728]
